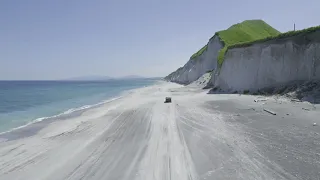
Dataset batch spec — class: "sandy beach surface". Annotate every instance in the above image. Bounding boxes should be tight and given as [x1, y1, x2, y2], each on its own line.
[0, 81, 319, 180]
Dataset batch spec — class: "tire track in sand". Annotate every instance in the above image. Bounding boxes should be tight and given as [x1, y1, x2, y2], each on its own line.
[135, 101, 198, 180]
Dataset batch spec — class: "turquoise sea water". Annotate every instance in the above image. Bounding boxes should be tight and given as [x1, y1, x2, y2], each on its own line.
[0, 79, 156, 133]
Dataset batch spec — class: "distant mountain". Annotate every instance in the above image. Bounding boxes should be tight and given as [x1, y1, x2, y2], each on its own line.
[64, 76, 113, 81]
[117, 75, 146, 79]
[63, 75, 158, 81]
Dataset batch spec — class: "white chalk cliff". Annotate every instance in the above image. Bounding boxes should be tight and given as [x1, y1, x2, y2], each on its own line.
[213, 30, 320, 91]
[166, 30, 320, 92]
[165, 36, 223, 84]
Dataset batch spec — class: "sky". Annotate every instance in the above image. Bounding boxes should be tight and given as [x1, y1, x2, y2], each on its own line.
[1, 0, 320, 80]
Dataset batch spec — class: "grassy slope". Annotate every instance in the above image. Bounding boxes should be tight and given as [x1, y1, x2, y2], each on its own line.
[189, 20, 280, 66]
[216, 20, 280, 66]
[190, 45, 207, 59]
[172, 20, 320, 78]
[228, 25, 320, 49]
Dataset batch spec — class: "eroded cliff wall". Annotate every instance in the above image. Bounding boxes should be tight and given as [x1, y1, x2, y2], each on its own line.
[165, 36, 223, 84]
[213, 31, 320, 91]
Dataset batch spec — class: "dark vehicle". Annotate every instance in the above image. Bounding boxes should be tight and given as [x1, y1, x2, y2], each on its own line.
[164, 97, 172, 103]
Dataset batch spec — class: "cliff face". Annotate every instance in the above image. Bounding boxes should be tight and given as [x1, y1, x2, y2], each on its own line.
[165, 36, 223, 84]
[213, 31, 320, 91]
[166, 20, 320, 93]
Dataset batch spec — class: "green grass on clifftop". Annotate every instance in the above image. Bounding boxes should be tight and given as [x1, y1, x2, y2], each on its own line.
[190, 45, 208, 59]
[216, 20, 280, 66]
[228, 25, 320, 49]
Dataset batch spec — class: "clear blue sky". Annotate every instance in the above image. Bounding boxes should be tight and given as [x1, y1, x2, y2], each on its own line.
[1, 0, 319, 80]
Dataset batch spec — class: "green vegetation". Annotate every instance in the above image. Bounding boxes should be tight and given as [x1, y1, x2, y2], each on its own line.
[189, 20, 280, 65]
[228, 25, 320, 49]
[189, 20, 320, 68]
[190, 45, 208, 59]
[243, 90, 250, 94]
[216, 20, 280, 66]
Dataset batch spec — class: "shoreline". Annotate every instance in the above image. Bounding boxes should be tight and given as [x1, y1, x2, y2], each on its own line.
[0, 96, 124, 142]
[0, 81, 159, 141]
[0, 81, 319, 179]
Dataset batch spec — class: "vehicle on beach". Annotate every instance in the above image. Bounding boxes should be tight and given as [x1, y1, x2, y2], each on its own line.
[164, 97, 172, 103]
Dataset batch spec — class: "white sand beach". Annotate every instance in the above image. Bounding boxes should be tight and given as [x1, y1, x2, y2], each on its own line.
[0, 81, 319, 180]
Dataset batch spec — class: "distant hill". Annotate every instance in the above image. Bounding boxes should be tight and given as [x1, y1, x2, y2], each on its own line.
[117, 75, 146, 79]
[64, 76, 113, 81]
[63, 75, 153, 81]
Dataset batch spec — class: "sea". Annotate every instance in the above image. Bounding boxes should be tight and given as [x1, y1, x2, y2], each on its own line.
[0, 79, 157, 133]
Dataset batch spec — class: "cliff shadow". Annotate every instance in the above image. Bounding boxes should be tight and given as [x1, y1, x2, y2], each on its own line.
[207, 80, 320, 104]
[271, 80, 320, 104]
[207, 87, 241, 95]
